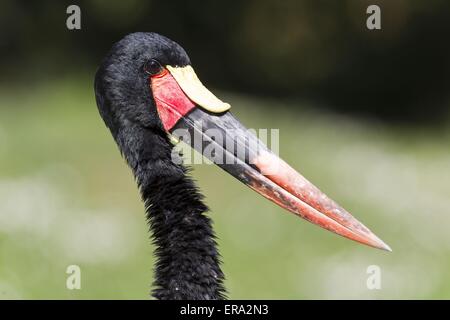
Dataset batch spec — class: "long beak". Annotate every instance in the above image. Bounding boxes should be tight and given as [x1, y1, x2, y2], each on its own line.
[150, 65, 391, 251]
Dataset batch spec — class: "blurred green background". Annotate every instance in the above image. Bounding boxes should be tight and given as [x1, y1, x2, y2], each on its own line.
[0, 0, 450, 299]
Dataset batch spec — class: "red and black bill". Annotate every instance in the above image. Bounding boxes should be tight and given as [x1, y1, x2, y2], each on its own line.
[148, 64, 391, 252]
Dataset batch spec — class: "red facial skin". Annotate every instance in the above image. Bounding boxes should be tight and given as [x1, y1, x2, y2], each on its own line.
[150, 69, 196, 132]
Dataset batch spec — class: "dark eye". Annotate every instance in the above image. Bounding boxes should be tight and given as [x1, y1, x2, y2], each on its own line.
[143, 59, 163, 76]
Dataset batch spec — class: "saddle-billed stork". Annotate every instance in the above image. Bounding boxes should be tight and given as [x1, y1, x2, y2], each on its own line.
[94, 32, 390, 300]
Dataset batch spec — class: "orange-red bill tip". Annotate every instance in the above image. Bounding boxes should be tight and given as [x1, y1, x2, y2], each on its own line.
[250, 151, 391, 251]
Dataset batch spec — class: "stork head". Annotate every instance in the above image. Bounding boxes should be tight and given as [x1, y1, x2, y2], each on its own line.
[94, 32, 391, 251]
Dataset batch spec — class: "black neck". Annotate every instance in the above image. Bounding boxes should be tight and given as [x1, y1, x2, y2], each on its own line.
[117, 124, 226, 300]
